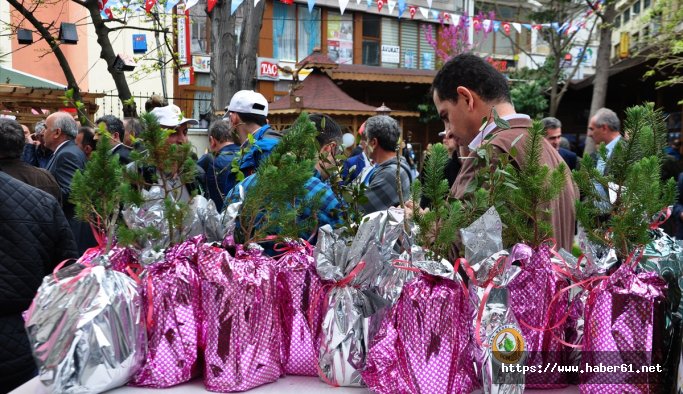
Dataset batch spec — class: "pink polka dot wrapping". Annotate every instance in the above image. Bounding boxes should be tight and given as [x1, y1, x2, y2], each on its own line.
[129, 235, 204, 387]
[274, 241, 324, 376]
[197, 243, 283, 392]
[580, 262, 669, 393]
[361, 272, 479, 394]
[508, 243, 571, 388]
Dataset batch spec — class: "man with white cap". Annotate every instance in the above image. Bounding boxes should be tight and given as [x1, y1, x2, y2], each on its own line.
[224, 90, 282, 176]
[145, 104, 201, 202]
[150, 104, 199, 145]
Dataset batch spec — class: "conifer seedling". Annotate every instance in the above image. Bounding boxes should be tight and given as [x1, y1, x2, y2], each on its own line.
[574, 104, 676, 260]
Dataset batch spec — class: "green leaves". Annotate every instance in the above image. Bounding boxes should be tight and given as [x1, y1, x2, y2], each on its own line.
[492, 107, 510, 130]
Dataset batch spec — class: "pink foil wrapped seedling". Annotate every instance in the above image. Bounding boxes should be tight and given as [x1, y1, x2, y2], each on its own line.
[129, 235, 204, 388]
[275, 240, 325, 376]
[198, 242, 283, 392]
[362, 259, 479, 394]
[580, 257, 669, 394]
[507, 243, 571, 388]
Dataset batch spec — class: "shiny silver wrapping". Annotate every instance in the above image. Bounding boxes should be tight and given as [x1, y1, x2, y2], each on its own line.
[24, 257, 146, 393]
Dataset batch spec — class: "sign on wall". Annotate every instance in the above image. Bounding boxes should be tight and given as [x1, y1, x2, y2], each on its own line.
[257, 57, 280, 81]
[177, 4, 190, 65]
[178, 67, 194, 85]
[381, 45, 400, 64]
[193, 55, 211, 73]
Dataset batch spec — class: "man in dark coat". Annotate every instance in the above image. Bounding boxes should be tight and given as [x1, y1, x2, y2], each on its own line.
[43, 111, 92, 254]
[0, 172, 78, 392]
[95, 115, 132, 165]
[0, 119, 61, 202]
[542, 116, 578, 171]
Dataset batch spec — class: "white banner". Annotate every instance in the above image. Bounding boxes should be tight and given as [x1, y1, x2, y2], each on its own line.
[381, 45, 400, 64]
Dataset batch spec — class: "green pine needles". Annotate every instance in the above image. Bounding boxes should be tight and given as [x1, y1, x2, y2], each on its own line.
[499, 120, 567, 247]
[119, 112, 197, 246]
[235, 112, 322, 246]
[411, 143, 469, 260]
[70, 130, 127, 252]
[574, 103, 676, 259]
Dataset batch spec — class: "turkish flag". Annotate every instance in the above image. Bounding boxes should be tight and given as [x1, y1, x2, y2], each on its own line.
[409, 5, 416, 18]
[98, 0, 108, 10]
[533, 24, 542, 31]
[207, 0, 217, 11]
[144, 0, 156, 13]
[502, 22, 511, 35]
[473, 17, 481, 31]
[377, 0, 384, 12]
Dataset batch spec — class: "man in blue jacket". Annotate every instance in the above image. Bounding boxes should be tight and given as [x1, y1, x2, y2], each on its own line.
[198, 119, 240, 211]
[224, 90, 282, 176]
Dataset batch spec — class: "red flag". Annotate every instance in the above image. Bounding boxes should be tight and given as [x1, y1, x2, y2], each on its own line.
[409, 5, 416, 18]
[502, 22, 511, 35]
[104, 8, 113, 18]
[473, 17, 481, 31]
[144, 0, 156, 13]
[377, 0, 384, 12]
[280, 0, 294, 4]
[533, 24, 542, 31]
[443, 12, 450, 22]
[207, 0, 217, 11]
[98, 0, 108, 10]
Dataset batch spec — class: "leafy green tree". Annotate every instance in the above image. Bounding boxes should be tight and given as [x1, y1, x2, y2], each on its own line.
[574, 104, 676, 259]
[644, 0, 683, 94]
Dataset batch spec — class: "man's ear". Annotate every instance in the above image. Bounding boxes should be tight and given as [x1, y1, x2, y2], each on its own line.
[456, 86, 475, 111]
[85, 146, 93, 156]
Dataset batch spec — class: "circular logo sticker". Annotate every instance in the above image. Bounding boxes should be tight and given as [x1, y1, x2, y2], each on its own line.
[490, 324, 525, 364]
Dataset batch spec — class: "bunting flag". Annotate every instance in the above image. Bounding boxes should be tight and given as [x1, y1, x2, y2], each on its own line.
[255, 0, 261, 6]
[356, 0, 361, 4]
[430, 9, 439, 19]
[426, 0, 431, 8]
[409, 5, 416, 18]
[442, 11, 450, 22]
[366, 0, 372, 7]
[101, 8, 114, 19]
[492, 20, 500, 32]
[482, 19, 491, 32]
[231, 0, 244, 14]
[418, 6, 429, 19]
[450, 13, 460, 25]
[377, 0, 384, 12]
[279, 0, 294, 4]
[512, 22, 521, 33]
[397, 0, 406, 17]
[522, 23, 532, 30]
[144, 0, 156, 13]
[98, 0, 108, 10]
[533, 24, 542, 31]
[388, 0, 396, 14]
[502, 21, 511, 35]
[338, 0, 349, 14]
[185, 0, 199, 10]
[165, 0, 180, 11]
[473, 17, 481, 31]
[309, 0, 317, 12]
[207, 0, 217, 11]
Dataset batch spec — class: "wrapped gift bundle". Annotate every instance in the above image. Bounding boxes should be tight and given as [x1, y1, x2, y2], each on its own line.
[198, 242, 283, 392]
[580, 259, 669, 393]
[507, 243, 571, 388]
[361, 258, 479, 394]
[460, 207, 525, 394]
[315, 211, 396, 387]
[129, 235, 204, 387]
[24, 257, 147, 393]
[274, 240, 325, 376]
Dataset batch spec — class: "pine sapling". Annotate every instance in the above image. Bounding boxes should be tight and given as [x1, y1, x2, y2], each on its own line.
[70, 130, 128, 252]
[574, 104, 676, 260]
[119, 112, 196, 246]
[235, 112, 322, 246]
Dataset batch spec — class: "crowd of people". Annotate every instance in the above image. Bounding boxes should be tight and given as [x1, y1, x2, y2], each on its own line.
[0, 53, 678, 393]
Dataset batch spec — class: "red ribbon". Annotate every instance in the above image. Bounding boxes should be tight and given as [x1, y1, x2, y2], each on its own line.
[649, 206, 672, 230]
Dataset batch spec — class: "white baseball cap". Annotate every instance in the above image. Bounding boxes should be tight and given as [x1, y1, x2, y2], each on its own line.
[150, 104, 198, 128]
[226, 90, 268, 117]
[438, 131, 447, 137]
[342, 133, 355, 148]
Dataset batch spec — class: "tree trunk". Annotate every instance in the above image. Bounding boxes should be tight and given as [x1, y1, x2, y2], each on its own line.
[7, 0, 84, 106]
[209, 0, 238, 114]
[235, 0, 266, 91]
[83, 0, 137, 117]
[586, 1, 617, 155]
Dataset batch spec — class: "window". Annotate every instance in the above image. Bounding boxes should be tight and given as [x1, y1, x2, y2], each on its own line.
[298, 7, 321, 61]
[327, 12, 353, 64]
[382, 18, 399, 68]
[623, 9, 630, 24]
[642, 25, 650, 39]
[400, 21, 418, 68]
[494, 31, 516, 56]
[615, 14, 621, 28]
[273, 2, 296, 61]
[419, 24, 436, 70]
[643, 0, 651, 9]
[363, 14, 381, 66]
[632, 1, 640, 15]
[190, 0, 209, 54]
[631, 32, 639, 50]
